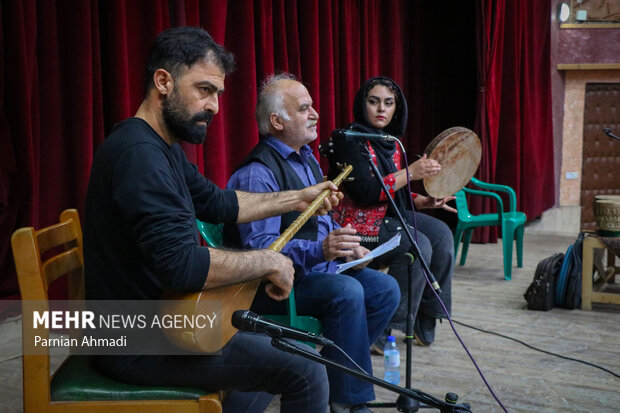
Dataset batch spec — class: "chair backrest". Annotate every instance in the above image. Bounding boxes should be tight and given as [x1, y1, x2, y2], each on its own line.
[196, 221, 223, 248]
[459, 184, 505, 221]
[454, 190, 471, 219]
[11, 209, 83, 411]
[13, 211, 222, 413]
[470, 177, 514, 211]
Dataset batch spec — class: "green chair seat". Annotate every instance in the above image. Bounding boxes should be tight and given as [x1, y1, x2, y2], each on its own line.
[51, 355, 209, 401]
[454, 177, 527, 280]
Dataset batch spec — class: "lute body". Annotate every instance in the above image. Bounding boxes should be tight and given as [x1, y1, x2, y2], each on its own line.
[161, 165, 353, 353]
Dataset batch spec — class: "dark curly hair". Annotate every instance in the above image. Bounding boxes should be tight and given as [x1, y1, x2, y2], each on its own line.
[144, 26, 235, 95]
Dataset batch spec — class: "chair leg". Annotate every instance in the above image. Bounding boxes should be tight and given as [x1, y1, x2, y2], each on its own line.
[502, 226, 514, 281]
[581, 237, 594, 310]
[515, 224, 524, 268]
[460, 229, 473, 266]
[454, 226, 464, 260]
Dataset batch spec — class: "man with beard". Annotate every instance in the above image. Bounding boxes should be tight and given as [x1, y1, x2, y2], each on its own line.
[84, 27, 336, 412]
[226, 74, 400, 413]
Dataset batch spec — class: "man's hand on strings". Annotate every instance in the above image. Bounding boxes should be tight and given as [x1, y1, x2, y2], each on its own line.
[263, 251, 295, 301]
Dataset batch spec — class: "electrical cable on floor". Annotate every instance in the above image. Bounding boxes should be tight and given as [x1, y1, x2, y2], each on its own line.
[399, 140, 509, 413]
[0, 354, 21, 363]
[452, 319, 620, 380]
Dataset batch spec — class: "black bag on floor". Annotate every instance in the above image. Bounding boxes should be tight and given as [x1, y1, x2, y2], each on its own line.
[524, 252, 565, 311]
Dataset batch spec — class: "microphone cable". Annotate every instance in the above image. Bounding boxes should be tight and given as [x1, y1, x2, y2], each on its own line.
[332, 341, 370, 376]
[274, 337, 466, 410]
[395, 138, 510, 413]
[452, 318, 620, 380]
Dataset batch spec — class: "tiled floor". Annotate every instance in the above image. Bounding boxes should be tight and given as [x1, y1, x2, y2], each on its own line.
[2, 230, 619, 412]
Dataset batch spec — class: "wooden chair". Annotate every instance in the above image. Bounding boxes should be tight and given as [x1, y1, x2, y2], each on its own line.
[453, 177, 527, 280]
[196, 220, 322, 344]
[11, 209, 221, 413]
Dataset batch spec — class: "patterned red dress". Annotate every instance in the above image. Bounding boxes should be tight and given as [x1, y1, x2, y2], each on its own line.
[332, 142, 416, 240]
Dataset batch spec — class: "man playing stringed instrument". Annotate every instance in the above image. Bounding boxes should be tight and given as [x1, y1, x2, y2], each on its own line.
[84, 27, 340, 412]
[226, 73, 400, 413]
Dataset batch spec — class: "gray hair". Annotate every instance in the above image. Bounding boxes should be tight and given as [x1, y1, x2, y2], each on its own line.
[255, 73, 297, 136]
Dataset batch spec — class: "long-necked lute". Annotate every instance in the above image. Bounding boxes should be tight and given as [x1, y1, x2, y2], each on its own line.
[160, 165, 353, 353]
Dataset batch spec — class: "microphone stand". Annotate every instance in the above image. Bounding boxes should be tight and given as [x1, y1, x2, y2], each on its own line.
[358, 140, 444, 412]
[360, 141, 442, 293]
[271, 337, 471, 413]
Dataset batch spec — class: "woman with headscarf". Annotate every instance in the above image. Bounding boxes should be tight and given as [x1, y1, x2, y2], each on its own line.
[327, 76, 454, 352]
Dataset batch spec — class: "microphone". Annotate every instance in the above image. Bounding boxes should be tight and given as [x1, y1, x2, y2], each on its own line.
[231, 310, 334, 347]
[603, 128, 620, 141]
[331, 129, 396, 142]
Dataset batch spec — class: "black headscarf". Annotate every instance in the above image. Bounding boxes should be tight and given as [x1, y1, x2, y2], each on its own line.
[348, 76, 412, 212]
[352, 76, 408, 138]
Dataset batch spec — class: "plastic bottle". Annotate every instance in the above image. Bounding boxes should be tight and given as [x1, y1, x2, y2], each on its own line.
[383, 335, 400, 385]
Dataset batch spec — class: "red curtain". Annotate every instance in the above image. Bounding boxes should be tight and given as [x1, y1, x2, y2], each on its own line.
[471, 0, 555, 242]
[1, 0, 106, 298]
[177, 0, 424, 184]
[1, 0, 554, 298]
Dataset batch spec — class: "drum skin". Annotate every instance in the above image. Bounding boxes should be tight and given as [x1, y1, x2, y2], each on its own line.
[423, 127, 481, 198]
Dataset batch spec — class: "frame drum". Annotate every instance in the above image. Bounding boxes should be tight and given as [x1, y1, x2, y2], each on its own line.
[423, 127, 481, 198]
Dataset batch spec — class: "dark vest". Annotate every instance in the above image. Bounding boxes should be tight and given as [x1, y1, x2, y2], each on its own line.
[224, 140, 324, 248]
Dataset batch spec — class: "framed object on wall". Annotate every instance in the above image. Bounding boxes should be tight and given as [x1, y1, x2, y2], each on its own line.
[560, 0, 620, 28]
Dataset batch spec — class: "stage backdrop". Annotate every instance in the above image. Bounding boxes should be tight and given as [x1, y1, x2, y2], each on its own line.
[0, 0, 552, 298]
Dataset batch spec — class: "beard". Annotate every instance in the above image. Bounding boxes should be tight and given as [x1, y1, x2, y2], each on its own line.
[162, 89, 213, 144]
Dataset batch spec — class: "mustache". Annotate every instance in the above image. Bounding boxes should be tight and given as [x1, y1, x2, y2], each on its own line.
[192, 111, 214, 126]
[306, 120, 318, 128]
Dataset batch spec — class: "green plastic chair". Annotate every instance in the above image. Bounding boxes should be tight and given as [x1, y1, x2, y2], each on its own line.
[196, 220, 323, 346]
[196, 220, 223, 248]
[453, 177, 527, 280]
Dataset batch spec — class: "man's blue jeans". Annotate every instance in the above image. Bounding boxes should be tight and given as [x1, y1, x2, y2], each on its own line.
[95, 331, 329, 413]
[253, 267, 400, 405]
